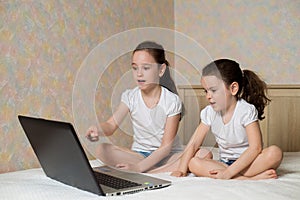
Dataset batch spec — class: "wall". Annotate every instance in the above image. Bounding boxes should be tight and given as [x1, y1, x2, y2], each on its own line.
[0, 0, 174, 173]
[173, 0, 300, 155]
[174, 0, 300, 85]
[2, 0, 299, 173]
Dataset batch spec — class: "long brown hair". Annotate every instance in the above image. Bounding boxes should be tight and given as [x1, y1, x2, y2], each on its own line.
[202, 59, 270, 120]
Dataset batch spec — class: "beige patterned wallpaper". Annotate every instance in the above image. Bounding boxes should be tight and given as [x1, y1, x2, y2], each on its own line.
[174, 0, 300, 85]
[2, 0, 299, 173]
[0, 0, 174, 173]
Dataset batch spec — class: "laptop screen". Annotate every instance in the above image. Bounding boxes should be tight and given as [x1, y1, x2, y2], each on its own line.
[18, 115, 103, 195]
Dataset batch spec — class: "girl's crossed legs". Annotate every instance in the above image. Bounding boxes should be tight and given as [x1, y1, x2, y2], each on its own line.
[188, 145, 283, 180]
[149, 147, 213, 173]
[95, 143, 144, 167]
[95, 143, 186, 172]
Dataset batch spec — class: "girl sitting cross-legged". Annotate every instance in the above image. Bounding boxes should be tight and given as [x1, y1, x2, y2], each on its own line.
[171, 58, 283, 180]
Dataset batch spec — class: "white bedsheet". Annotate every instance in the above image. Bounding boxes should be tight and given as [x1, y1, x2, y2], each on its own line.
[1, 152, 299, 200]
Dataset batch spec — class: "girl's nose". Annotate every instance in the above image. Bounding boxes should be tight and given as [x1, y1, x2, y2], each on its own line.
[206, 92, 211, 99]
[137, 68, 143, 76]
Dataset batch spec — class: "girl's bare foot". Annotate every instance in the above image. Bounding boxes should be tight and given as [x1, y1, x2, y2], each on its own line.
[250, 169, 278, 180]
[235, 169, 278, 180]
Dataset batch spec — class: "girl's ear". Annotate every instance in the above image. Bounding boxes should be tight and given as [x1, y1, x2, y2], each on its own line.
[159, 64, 167, 77]
[230, 82, 239, 95]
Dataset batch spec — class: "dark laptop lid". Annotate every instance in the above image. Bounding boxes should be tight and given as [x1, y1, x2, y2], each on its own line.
[18, 115, 104, 195]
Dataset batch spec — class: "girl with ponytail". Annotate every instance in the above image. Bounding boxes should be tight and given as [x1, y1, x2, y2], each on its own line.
[171, 59, 283, 180]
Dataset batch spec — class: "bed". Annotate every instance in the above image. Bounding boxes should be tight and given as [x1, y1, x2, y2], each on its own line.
[1, 150, 299, 200]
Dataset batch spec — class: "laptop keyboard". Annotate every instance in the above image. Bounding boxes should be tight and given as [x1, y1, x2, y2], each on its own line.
[94, 171, 142, 189]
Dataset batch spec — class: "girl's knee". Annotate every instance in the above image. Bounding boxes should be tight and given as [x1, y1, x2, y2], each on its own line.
[269, 145, 283, 159]
[196, 149, 213, 159]
[188, 157, 202, 172]
[265, 145, 283, 167]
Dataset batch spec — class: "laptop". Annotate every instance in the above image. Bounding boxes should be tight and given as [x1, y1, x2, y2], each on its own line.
[18, 115, 171, 196]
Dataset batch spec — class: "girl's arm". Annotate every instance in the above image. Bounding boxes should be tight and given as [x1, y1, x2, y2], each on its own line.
[134, 114, 181, 172]
[172, 122, 210, 176]
[86, 102, 129, 141]
[219, 121, 263, 179]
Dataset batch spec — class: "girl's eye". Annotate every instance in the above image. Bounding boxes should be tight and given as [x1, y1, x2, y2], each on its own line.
[132, 66, 137, 71]
[141, 64, 152, 70]
[203, 89, 208, 94]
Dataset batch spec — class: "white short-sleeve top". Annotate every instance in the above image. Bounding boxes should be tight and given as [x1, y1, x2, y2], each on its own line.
[121, 86, 183, 152]
[200, 99, 258, 161]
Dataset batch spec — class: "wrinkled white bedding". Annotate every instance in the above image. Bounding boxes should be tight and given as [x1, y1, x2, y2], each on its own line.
[0, 152, 299, 200]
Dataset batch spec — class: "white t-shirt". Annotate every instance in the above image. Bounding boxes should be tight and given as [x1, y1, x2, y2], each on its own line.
[121, 86, 183, 152]
[200, 99, 258, 161]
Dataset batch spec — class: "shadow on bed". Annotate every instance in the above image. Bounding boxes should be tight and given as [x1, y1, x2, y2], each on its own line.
[277, 169, 299, 177]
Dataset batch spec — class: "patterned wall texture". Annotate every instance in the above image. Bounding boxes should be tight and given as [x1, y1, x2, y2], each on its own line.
[0, 0, 174, 173]
[174, 0, 300, 85]
[2, 0, 298, 173]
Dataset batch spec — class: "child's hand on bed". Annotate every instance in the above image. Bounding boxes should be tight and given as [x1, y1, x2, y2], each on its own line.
[170, 171, 187, 177]
[209, 169, 231, 179]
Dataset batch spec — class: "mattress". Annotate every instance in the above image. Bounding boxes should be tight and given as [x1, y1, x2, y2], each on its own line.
[0, 151, 299, 200]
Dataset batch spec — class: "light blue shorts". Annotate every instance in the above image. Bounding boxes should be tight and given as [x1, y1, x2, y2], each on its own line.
[134, 150, 180, 167]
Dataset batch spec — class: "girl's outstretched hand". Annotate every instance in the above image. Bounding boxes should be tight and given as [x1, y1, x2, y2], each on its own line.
[85, 126, 99, 142]
[170, 171, 187, 177]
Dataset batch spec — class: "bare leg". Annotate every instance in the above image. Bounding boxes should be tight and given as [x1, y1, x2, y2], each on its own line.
[188, 145, 283, 180]
[241, 145, 283, 177]
[149, 148, 213, 173]
[189, 158, 279, 180]
[96, 143, 144, 167]
[189, 157, 227, 177]
[234, 145, 282, 180]
[234, 169, 278, 180]
[147, 153, 181, 173]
